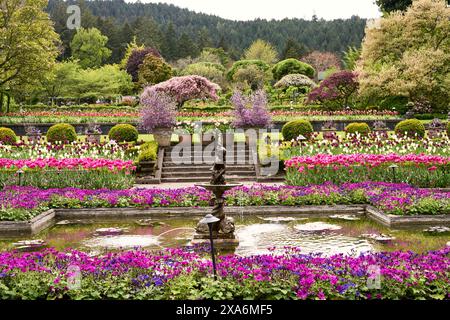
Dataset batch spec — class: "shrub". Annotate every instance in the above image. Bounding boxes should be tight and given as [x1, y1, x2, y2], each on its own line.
[345, 122, 371, 135]
[108, 124, 139, 142]
[137, 141, 158, 162]
[125, 47, 162, 82]
[181, 62, 226, 88]
[46, 124, 77, 144]
[142, 75, 219, 108]
[0, 128, 17, 145]
[231, 90, 272, 128]
[447, 122, 450, 138]
[282, 120, 314, 141]
[137, 54, 173, 87]
[139, 91, 177, 132]
[227, 60, 270, 81]
[232, 64, 268, 91]
[307, 71, 359, 110]
[272, 59, 315, 81]
[274, 74, 317, 90]
[395, 119, 425, 139]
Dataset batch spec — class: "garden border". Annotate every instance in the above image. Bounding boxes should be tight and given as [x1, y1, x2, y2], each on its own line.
[1, 204, 449, 237]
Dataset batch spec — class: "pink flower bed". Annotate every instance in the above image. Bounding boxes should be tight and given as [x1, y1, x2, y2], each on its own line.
[0, 158, 135, 172]
[285, 154, 450, 170]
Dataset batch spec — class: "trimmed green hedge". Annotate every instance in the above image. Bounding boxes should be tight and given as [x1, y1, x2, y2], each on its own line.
[137, 141, 158, 163]
[395, 119, 425, 139]
[0, 128, 17, 145]
[46, 124, 77, 144]
[345, 122, 371, 135]
[272, 59, 315, 81]
[282, 120, 314, 141]
[108, 124, 139, 142]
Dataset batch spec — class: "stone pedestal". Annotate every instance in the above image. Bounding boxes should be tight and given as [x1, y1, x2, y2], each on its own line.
[193, 184, 242, 248]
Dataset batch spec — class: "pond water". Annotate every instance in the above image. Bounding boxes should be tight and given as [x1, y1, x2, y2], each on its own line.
[0, 215, 448, 256]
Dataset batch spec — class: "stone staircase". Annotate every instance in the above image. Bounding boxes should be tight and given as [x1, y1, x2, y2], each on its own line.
[160, 144, 257, 183]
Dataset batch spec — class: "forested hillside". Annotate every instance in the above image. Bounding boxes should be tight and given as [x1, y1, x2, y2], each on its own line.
[47, 0, 367, 62]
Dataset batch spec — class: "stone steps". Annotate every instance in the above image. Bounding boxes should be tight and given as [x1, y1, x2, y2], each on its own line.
[162, 170, 256, 178]
[162, 165, 255, 172]
[136, 144, 259, 184]
[160, 176, 257, 183]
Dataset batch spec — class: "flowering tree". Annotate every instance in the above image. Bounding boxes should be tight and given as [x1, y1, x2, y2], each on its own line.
[301, 51, 341, 75]
[139, 91, 177, 132]
[125, 47, 162, 82]
[231, 90, 272, 128]
[357, 0, 450, 113]
[274, 74, 317, 90]
[307, 71, 359, 110]
[141, 75, 220, 108]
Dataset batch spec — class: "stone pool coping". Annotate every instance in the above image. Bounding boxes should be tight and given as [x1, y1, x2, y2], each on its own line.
[0, 205, 449, 237]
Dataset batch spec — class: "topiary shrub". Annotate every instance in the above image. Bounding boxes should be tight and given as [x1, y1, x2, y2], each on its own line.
[272, 59, 315, 81]
[227, 60, 270, 81]
[137, 141, 158, 163]
[282, 120, 314, 141]
[46, 124, 77, 144]
[394, 119, 425, 139]
[0, 127, 17, 145]
[345, 122, 371, 135]
[108, 124, 139, 142]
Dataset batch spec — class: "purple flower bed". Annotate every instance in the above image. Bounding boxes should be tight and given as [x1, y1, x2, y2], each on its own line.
[0, 182, 449, 221]
[0, 247, 448, 299]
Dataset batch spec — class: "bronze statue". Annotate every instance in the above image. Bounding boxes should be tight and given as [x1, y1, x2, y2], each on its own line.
[210, 145, 226, 185]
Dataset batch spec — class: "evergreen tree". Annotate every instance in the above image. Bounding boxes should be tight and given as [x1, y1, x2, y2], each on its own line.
[161, 22, 178, 61]
[178, 33, 199, 58]
[197, 27, 212, 50]
[281, 38, 309, 59]
[375, 0, 413, 13]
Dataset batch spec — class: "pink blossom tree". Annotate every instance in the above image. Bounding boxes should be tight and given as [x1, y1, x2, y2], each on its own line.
[141, 75, 220, 108]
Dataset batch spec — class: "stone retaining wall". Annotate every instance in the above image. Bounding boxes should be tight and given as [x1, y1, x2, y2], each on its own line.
[1, 205, 448, 237]
[2, 119, 403, 136]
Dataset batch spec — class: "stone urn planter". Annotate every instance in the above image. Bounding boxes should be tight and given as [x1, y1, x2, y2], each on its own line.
[86, 133, 101, 144]
[152, 128, 173, 147]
